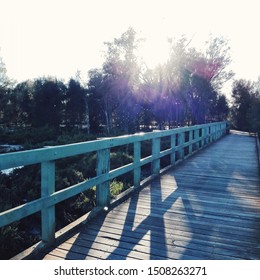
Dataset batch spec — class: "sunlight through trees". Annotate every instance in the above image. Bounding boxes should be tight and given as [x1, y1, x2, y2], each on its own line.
[0, 28, 259, 136]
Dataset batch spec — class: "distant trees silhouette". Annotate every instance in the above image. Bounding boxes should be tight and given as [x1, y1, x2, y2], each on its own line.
[231, 78, 260, 133]
[0, 28, 236, 137]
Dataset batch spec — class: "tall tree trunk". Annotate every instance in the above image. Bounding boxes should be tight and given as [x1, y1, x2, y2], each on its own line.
[85, 99, 90, 134]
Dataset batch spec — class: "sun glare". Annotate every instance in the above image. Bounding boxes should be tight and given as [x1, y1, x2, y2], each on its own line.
[138, 37, 170, 68]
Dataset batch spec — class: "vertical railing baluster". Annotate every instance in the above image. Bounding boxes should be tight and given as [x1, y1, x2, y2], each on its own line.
[206, 125, 210, 144]
[201, 127, 205, 147]
[96, 148, 110, 208]
[210, 125, 213, 143]
[170, 134, 176, 165]
[41, 161, 55, 245]
[152, 138, 160, 175]
[189, 130, 193, 155]
[134, 141, 141, 188]
[178, 132, 185, 160]
[195, 129, 200, 150]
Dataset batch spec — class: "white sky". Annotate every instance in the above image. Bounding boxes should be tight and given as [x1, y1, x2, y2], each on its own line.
[0, 0, 260, 87]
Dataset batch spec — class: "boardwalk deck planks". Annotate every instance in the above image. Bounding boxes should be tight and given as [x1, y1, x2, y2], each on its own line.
[37, 131, 260, 260]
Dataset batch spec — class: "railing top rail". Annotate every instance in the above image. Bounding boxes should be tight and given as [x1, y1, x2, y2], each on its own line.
[0, 121, 227, 171]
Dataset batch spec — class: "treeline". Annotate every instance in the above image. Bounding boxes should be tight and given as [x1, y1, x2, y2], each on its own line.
[231, 79, 260, 134]
[0, 28, 232, 139]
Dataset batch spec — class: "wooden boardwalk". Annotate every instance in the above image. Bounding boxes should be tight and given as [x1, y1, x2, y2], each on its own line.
[37, 131, 260, 260]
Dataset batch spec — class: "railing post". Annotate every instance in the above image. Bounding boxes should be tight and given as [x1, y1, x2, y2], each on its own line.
[195, 129, 200, 150]
[216, 124, 219, 139]
[152, 137, 160, 175]
[178, 132, 185, 160]
[189, 130, 193, 155]
[206, 125, 210, 144]
[213, 125, 216, 140]
[41, 161, 55, 245]
[201, 127, 205, 147]
[134, 141, 141, 188]
[170, 134, 176, 165]
[210, 125, 214, 143]
[96, 148, 110, 208]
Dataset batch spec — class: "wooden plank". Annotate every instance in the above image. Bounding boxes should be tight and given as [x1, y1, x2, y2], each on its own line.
[83, 216, 256, 259]
[57, 239, 152, 260]
[88, 214, 259, 251]
[44, 247, 101, 260]
[85, 219, 257, 259]
[89, 208, 260, 246]
[80, 223, 253, 259]
[132, 190, 260, 217]
[107, 207, 260, 243]
[64, 232, 214, 260]
[109, 202, 260, 231]
[42, 253, 64, 260]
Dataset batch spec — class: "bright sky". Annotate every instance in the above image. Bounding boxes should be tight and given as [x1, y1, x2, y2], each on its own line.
[0, 0, 260, 87]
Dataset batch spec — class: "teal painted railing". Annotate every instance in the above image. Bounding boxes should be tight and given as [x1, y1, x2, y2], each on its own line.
[0, 121, 228, 249]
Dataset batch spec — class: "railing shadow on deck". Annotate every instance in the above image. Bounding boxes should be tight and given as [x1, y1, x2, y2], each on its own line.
[58, 157, 259, 260]
[61, 132, 260, 260]
[0, 121, 229, 259]
[60, 180, 174, 260]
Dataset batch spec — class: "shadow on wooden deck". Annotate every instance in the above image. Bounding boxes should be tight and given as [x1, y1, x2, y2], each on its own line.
[36, 132, 260, 260]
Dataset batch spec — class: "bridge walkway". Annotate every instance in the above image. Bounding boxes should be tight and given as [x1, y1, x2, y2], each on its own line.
[36, 131, 260, 260]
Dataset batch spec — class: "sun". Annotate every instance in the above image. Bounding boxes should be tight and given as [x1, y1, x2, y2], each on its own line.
[138, 37, 170, 69]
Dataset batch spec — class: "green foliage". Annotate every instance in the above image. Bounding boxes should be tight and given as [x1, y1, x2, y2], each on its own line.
[110, 180, 125, 197]
[65, 79, 87, 129]
[231, 80, 254, 131]
[0, 224, 25, 259]
[230, 79, 260, 133]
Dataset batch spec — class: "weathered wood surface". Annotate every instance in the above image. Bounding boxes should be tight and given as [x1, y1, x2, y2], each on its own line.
[38, 131, 260, 260]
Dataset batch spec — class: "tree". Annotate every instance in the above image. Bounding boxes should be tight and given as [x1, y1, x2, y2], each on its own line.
[87, 28, 142, 134]
[214, 94, 229, 121]
[0, 55, 12, 91]
[31, 77, 66, 128]
[204, 36, 234, 90]
[103, 27, 141, 133]
[231, 79, 253, 131]
[185, 72, 218, 124]
[137, 35, 232, 128]
[0, 55, 14, 126]
[65, 78, 87, 130]
[248, 94, 260, 133]
[88, 68, 114, 134]
[247, 79, 260, 133]
[12, 80, 34, 126]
